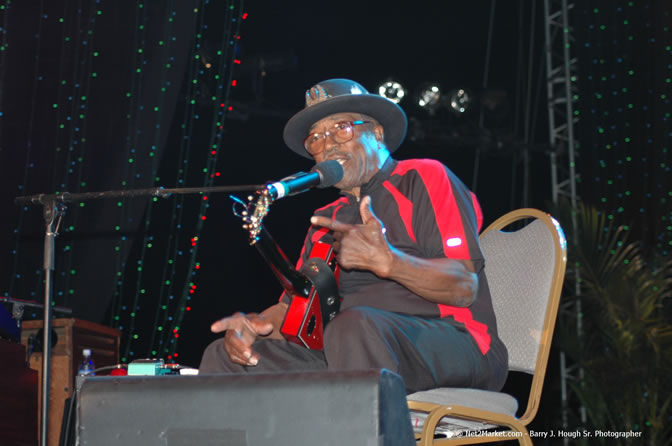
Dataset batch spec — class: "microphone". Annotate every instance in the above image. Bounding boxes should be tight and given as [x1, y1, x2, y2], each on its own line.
[266, 160, 344, 199]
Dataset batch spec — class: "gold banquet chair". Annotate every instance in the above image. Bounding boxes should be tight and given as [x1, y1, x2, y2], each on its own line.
[407, 208, 568, 445]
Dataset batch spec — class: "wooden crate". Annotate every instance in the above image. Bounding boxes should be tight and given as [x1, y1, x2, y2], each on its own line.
[20, 318, 121, 446]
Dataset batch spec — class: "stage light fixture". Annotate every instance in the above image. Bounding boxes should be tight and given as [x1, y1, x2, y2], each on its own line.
[449, 88, 472, 114]
[417, 84, 441, 111]
[378, 81, 406, 104]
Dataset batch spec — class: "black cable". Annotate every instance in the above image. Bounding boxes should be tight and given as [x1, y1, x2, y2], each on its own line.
[60, 389, 76, 446]
[77, 364, 128, 376]
[521, 0, 538, 208]
[473, 0, 498, 192]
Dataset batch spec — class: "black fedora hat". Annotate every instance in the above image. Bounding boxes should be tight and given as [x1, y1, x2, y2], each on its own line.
[283, 79, 408, 159]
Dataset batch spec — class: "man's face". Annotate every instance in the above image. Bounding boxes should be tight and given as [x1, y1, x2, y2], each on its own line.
[308, 113, 387, 195]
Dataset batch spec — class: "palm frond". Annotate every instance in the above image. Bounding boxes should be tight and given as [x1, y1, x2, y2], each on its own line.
[550, 199, 672, 443]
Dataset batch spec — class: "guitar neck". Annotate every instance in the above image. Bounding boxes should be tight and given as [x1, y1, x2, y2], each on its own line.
[253, 225, 311, 298]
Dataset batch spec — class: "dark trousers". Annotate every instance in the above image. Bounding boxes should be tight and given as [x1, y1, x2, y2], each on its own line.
[199, 306, 507, 394]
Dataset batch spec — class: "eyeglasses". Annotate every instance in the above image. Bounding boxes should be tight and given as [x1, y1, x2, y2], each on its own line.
[303, 120, 371, 156]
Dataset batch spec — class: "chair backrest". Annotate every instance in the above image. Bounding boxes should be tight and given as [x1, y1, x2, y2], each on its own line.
[479, 208, 567, 422]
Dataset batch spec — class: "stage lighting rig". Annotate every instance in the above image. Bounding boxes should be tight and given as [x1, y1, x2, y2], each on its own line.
[417, 83, 442, 112]
[377, 80, 406, 104]
[448, 88, 472, 114]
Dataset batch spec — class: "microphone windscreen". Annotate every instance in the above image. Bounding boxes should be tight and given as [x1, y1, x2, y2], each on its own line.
[312, 160, 344, 188]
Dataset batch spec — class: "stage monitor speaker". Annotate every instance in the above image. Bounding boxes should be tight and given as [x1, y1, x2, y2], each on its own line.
[76, 369, 415, 446]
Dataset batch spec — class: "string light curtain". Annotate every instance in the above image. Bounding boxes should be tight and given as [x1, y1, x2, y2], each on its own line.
[110, 1, 247, 362]
[575, 0, 672, 256]
[0, 0, 245, 363]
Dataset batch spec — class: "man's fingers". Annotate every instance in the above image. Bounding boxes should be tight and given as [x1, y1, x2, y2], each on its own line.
[232, 357, 259, 367]
[229, 350, 259, 366]
[310, 216, 353, 232]
[230, 350, 259, 366]
[212, 313, 263, 366]
[249, 316, 274, 336]
[359, 195, 380, 226]
[210, 316, 234, 333]
[226, 328, 259, 366]
[310, 215, 332, 228]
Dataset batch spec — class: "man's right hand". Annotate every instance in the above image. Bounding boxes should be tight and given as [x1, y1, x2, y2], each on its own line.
[210, 302, 287, 366]
[210, 312, 274, 366]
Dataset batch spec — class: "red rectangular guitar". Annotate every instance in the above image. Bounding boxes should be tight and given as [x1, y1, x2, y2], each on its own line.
[232, 190, 341, 350]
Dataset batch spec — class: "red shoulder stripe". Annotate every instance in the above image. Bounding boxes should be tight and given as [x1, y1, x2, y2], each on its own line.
[470, 192, 483, 233]
[382, 180, 416, 243]
[314, 196, 349, 213]
[391, 159, 470, 259]
[300, 198, 347, 268]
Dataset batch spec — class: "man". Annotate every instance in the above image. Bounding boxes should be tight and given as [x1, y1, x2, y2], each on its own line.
[199, 79, 508, 393]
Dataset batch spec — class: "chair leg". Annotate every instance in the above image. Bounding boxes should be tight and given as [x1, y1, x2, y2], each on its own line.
[517, 429, 533, 446]
[411, 405, 534, 446]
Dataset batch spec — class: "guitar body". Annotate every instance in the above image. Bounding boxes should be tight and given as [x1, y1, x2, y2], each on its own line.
[280, 241, 341, 350]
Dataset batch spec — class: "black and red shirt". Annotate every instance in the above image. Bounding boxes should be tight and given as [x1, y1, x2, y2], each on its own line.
[283, 157, 503, 356]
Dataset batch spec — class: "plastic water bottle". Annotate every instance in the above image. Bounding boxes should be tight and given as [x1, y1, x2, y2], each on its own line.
[77, 348, 96, 376]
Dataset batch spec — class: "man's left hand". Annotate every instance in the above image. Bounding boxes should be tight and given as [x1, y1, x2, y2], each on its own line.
[310, 195, 395, 277]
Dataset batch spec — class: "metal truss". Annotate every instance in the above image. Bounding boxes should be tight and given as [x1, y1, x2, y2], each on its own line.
[543, 0, 585, 441]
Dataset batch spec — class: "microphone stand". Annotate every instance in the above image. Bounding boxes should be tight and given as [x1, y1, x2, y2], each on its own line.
[14, 183, 262, 446]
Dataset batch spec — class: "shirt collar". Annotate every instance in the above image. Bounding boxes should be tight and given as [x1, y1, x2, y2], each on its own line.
[341, 157, 398, 202]
[361, 156, 397, 195]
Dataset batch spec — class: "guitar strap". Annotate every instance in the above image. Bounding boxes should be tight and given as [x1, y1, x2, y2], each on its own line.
[300, 257, 341, 329]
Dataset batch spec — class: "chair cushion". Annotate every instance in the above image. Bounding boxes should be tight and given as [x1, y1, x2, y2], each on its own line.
[407, 388, 519, 435]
